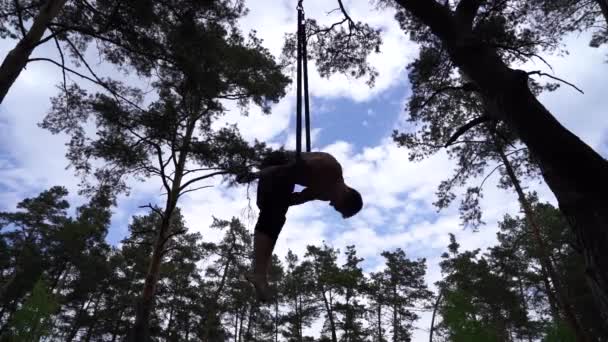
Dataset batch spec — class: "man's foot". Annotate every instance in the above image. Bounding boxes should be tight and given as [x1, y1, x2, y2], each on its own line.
[245, 273, 271, 302]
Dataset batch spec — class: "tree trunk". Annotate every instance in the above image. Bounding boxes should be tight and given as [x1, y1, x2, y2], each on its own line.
[429, 292, 442, 342]
[65, 298, 90, 341]
[129, 119, 196, 341]
[275, 299, 279, 342]
[84, 296, 100, 342]
[321, 289, 338, 342]
[496, 138, 591, 342]
[0, 0, 68, 105]
[392, 284, 398, 342]
[517, 276, 533, 342]
[129, 212, 174, 341]
[596, 0, 608, 27]
[393, 0, 608, 322]
[377, 304, 382, 342]
[245, 304, 254, 341]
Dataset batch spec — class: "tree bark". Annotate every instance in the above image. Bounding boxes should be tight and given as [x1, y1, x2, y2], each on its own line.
[596, 0, 608, 28]
[0, 0, 67, 105]
[496, 138, 591, 342]
[394, 0, 608, 322]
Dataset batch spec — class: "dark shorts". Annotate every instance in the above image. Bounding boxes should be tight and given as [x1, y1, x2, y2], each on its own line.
[254, 152, 297, 241]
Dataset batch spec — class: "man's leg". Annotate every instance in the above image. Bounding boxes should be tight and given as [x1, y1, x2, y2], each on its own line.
[248, 167, 293, 301]
[249, 227, 277, 301]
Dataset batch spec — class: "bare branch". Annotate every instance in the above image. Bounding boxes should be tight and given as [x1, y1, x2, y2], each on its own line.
[337, 0, 355, 26]
[35, 28, 68, 47]
[26, 57, 145, 112]
[479, 163, 502, 190]
[444, 116, 491, 147]
[139, 203, 164, 219]
[179, 171, 229, 192]
[162, 229, 187, 246]
[182, 167, 223, 177]
[14, 0, 27, 37]
[327, 7, 341, 15]
[154, 145, 172, 195]
[49, 28, 67, 93]
[414, 83, 478, 112]
[493, 44, 554, 72]
[178, 185, 213, 199]
[527, 71, 584, 94]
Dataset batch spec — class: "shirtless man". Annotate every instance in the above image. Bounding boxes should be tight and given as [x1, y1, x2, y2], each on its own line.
[244, 151, 363, 301]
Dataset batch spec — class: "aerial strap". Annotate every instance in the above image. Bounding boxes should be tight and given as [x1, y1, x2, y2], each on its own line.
[296, 0, 311, 161]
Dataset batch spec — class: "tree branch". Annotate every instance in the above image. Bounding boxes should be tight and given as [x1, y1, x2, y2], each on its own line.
[444, 116, 491, 147]
[49, 28, 67, 93]
[493, 43, 554, 72]
[154, 145, 172, 196]
[527, 71, 584, 94]
[414, 83, 478, 112]
[162, 229, 187, 247]
[178, 185, 213, 199]
[139, 203, 165, 219]
[393, 0, 457, 40]
[14, 0, 27, 37]
[179, 171, 229, 192]
[337, 0, 355, 27]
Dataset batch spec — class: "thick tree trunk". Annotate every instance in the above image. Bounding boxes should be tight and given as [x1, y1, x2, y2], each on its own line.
[394, 0, 608, 323]
[496, 137, 590, 342]
[596, 0, 608, 27]
[0, 0, 67, 105]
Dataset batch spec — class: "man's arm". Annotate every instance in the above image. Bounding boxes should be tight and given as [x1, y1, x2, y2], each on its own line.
[289, 187, 319, 206]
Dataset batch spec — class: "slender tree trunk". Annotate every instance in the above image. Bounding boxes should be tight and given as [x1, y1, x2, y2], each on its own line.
[166, 300, 175, 339]
[377, 304, 382, 342]
[0, 0, 68, 105]
[239, 308, 245, 342]
[321, 289, 338, 342]
[234, 313, 239, 342]
[517, 276, 534, 342]
[129, 120, 196, 341]
[245, 304, 254, 341]
[496, 138, 591, 342]
[429, 291, 442, 342]
[109, 310, 123, 342]
[394, 0, 608, 322]
[84, 297, 100, 342]
[65, 298, 90, 341]
[275, 299, 279, 342]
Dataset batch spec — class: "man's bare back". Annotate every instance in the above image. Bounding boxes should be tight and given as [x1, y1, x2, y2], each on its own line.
[246, 150, 362, 301]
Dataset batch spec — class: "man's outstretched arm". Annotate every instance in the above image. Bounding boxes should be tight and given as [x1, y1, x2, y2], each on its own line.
[289, 188, 318, 206]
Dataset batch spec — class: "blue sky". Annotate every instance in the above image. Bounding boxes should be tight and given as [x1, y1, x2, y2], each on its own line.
[1, 0, 608, 340]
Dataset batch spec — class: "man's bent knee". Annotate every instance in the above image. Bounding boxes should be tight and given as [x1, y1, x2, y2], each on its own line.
[255, 212, 286, 241]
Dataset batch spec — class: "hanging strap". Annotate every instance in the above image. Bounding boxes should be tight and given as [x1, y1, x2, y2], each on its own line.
[295, 0, 311, 161]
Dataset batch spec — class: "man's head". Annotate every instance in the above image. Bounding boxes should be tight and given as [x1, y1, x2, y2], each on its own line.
[330, 186, 363, 218]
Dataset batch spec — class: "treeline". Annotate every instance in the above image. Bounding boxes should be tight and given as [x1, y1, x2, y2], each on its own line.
[1, 187, 606, 341]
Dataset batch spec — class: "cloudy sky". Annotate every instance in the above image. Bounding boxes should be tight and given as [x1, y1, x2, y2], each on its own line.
[1, 0, 608, 340]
